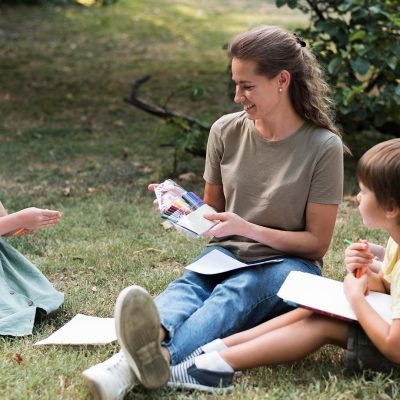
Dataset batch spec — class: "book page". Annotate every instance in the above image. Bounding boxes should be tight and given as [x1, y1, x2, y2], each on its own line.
[277, 271, 392, 324]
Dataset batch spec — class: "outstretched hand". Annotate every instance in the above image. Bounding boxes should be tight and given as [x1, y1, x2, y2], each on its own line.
[202, 212, 247, 238]
[17, 207, 62, 230]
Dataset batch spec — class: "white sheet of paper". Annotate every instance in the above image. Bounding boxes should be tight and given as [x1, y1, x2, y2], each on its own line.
[34, 314, 116, 346]
[185, 248, 283, 275]
[278, 271, 392, 324]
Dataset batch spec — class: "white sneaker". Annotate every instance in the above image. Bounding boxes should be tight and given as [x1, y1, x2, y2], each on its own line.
[114, 285, 170, 389]
[82, 351, 137, 400]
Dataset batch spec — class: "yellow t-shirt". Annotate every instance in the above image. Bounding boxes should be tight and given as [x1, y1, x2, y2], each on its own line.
[382, 237, 400, 319]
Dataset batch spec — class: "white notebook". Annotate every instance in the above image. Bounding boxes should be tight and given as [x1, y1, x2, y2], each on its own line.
[186, 248, 283, 275]
[277, 271, 392, 324]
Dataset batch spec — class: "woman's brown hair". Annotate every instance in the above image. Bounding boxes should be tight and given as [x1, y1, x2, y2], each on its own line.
[228, 25, 350, 154]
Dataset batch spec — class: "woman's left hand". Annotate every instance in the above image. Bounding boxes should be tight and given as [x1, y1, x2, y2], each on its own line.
[202, 212, 248, 238]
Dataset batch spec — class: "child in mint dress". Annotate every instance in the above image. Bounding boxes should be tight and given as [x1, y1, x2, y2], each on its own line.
[0, 202, 64, 336]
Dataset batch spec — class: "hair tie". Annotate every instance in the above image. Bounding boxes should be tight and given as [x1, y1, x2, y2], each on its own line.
[294, 33, 306, 48]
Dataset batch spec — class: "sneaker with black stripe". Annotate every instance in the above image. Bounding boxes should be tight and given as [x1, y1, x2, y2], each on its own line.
[167, 359, 234, 393]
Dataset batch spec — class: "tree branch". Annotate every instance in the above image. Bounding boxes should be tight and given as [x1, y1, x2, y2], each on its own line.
[124, 75, 210, 130]
[305, 0, 325, 21]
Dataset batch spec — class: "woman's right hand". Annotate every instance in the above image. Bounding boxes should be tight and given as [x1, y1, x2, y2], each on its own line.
[17, 207, 61, 230]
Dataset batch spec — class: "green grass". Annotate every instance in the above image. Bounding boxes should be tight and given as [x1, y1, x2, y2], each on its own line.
[0, 1, 398, 399]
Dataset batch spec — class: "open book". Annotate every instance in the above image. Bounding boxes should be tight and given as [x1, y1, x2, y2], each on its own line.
[277, 271, 392, 324]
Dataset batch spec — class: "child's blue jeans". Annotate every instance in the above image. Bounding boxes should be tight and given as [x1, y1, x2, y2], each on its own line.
[154, 245, 321, 365]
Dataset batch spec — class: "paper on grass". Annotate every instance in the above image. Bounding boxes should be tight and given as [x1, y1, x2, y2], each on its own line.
[34, 314, 116, 346]
[185, 248, 283, 275]
[277, 271, 392, 324]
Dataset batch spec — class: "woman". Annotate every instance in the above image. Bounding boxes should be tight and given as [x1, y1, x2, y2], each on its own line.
[83, 25, 347, 399]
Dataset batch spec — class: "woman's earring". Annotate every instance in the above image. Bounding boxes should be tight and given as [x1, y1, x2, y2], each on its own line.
[279, 88, 283, 93]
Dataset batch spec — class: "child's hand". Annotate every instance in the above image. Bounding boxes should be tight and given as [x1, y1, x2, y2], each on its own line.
[202, 212, 247, 238]
[344, 239, 373, 275]
[343, 272, 369, 302]
[17, 208, 61, 230]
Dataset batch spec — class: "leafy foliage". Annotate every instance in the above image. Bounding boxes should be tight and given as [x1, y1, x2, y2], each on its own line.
[155, 85, 210, 172]
[276, 0, 400, 136]
[141, 0, 400, 163]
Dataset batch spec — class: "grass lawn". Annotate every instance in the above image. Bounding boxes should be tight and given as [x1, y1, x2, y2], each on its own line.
[0, 1, 398, 399]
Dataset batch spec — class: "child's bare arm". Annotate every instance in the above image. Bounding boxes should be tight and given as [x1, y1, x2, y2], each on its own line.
[0, 207, 62, 236]
[344, 273, 400, 362]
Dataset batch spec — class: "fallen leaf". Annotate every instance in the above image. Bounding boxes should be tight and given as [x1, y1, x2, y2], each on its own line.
[12, 352, 23, 364]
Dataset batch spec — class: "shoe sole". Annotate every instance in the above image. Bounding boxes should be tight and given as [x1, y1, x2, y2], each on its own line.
[114, 285, 170, 389]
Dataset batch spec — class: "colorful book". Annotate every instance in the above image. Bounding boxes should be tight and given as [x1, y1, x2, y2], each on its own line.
[154, 179, 218, 237]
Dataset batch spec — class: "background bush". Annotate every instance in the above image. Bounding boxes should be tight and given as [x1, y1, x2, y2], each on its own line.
[276, 0, 400, 137]
[131, 0, 400, 163]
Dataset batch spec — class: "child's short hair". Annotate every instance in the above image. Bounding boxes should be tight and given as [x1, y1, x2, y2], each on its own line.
[357, 138, 400, 211]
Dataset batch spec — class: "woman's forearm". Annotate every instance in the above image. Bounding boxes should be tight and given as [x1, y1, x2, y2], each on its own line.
[242, 222, 329, 260]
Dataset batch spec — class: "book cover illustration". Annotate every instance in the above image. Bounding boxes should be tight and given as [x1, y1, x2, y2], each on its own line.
[154, 179, 218, 237]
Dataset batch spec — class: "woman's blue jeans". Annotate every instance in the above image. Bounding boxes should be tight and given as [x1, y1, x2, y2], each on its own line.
[154, 246, 321, 365]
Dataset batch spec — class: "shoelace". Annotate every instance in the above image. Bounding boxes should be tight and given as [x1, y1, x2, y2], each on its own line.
[104, 353, 135, 390]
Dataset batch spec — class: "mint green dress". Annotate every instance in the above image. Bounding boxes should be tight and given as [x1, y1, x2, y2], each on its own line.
[0, 237, 64, 336]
